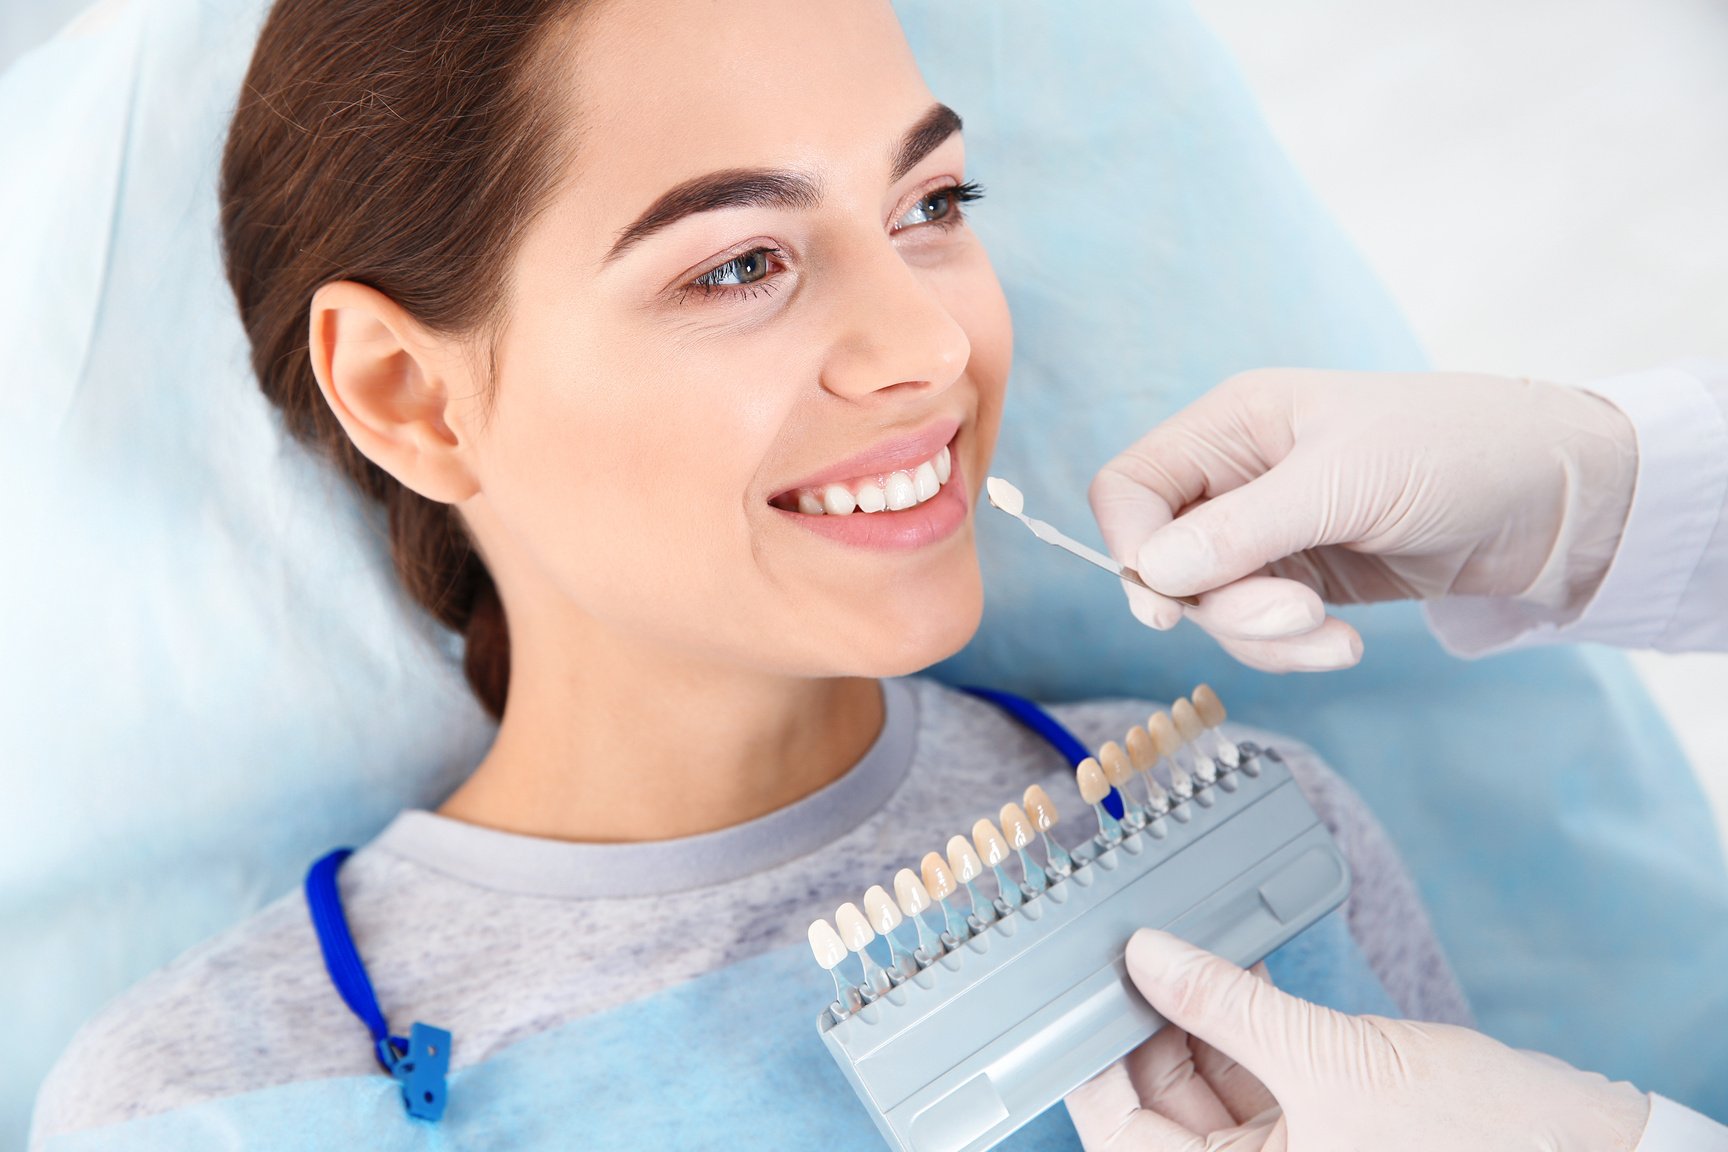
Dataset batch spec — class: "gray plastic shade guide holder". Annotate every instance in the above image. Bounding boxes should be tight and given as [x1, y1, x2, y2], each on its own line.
[818, 747, 1349, 1152]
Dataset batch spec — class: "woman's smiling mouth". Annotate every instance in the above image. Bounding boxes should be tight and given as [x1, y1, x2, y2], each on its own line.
[769, 417, 970, 550]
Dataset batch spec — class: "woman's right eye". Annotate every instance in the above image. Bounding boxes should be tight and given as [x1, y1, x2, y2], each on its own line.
[687, 246, 786, 297]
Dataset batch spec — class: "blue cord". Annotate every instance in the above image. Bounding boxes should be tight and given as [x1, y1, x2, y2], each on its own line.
[305, 849, 451, 1121]
[958, 685, 1126, 820]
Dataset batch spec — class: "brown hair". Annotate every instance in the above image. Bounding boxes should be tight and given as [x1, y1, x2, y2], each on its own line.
[220, 0, 583, 720]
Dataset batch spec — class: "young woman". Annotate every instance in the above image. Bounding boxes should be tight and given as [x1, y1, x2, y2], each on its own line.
[30, 0, 1469, 1146]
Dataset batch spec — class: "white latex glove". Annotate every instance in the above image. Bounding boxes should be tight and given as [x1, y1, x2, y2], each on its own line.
[1064, 929, 1651, 1152]
[1088, 370, 1637, 671]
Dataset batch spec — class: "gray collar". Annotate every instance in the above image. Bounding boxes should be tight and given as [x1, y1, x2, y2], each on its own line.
[370, 677, 919, 899]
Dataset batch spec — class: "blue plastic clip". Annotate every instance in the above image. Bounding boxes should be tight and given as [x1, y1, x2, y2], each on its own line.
[385, 1022, 452, 1122]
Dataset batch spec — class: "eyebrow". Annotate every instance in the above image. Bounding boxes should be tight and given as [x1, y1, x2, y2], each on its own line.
[602, 102, 964, 264]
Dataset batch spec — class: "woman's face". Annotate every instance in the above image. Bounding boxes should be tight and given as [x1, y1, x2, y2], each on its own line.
[462, 0, 1012, 677]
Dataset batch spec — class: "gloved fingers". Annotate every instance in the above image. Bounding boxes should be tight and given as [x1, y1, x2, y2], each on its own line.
[1189, 964, 1280, 1124]
[1123, 1021, 1237, 1132]
[1184, 577, 1325, 641]
[1124, 929, 1341, 1094]
[1090, 460, 1180, 572]
[1209, 617, 1363, 673]
[1064, 1056, 1204, 1152]
[1132, 459, 1333, 600]
[1123, 578, 1188, 632]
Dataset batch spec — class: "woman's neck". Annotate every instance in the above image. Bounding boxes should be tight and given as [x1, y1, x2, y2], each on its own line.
[437, 604, 885, 844]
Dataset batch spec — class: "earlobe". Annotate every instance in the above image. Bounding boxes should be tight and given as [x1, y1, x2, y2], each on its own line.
[307, 281, 482, 504]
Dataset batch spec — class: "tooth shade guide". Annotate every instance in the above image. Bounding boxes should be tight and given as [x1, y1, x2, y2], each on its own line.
[1098, 741, 1134, 788]
[1147, 711, 1179, 759]
[816, 740, 1349, 1152]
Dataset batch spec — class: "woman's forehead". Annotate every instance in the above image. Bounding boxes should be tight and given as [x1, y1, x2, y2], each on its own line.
[556, 0, 942, 228]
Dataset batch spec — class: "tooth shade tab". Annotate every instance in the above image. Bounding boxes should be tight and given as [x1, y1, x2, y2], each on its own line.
[999, 803, 1035, 850]
[946, 835, 983, 883]
[894, 868, 932, 915]
[864, 885, 904, 933]
[920, 852, 957, 899]
[835, 902, 875, 950]
[972, 819, 1010, 866]
[984, 476, 1025, 515]
[1173, 698, 1204, 743]
[1193, 684, 1226, 728]
[1098, 741, 1134, 788]
[808, 919, 847, 969]
[1147, 711, 1180, 758]
[1125, 726, 1157, 771]
[1076, 757, 1109, 805]
[1023, 784, 1059, 830]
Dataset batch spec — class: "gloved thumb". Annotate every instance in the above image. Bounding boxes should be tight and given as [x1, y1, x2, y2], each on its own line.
[1124, 928, 1341, 1094]
[1132, 463, 1328, 598]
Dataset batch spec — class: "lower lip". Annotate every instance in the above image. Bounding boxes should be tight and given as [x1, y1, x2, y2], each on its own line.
[772, 450, 969, 552]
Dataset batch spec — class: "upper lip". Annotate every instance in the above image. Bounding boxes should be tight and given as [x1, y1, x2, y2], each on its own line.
[772, 414, 963, 498]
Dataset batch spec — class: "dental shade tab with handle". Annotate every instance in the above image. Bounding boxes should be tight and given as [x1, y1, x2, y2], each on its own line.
[984, 477, 1201, 607]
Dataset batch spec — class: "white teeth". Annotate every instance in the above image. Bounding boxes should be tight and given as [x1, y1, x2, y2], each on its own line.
[822, 483, 856, 516]
[784, 440, 956, 515]
[912, 461, 939, 501]
[885, 471, 917, 511]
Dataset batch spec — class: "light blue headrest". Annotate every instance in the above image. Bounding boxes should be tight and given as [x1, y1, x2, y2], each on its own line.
[2, 0, 1723, 1144]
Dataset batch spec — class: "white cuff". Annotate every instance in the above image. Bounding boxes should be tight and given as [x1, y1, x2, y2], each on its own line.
[1634, 1093, 1728, 1152]
[1426, 364, 1728, 657]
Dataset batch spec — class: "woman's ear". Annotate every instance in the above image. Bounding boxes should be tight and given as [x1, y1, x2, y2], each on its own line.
[307, 281, 483, 504]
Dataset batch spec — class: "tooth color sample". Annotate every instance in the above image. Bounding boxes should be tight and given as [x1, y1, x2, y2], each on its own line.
[808, 919, 847, 969]
[1076, 757, 1109, 805]
[1193, 684, 1226, 728]
[999, 803, 1035, 849]
[863, 885, 903, 933]
[985, 476, 1024, 515]
[1125, 726, 1157, 771]
[920, 852, 956, 899]
[946, 835, 983, 882]
[893, 868, 931, 915]
[835, 902, 875, 950]
[1172, 698, 1204, 743]
[971, 819, 1009, 866]
[1148, 711, 1179, 758]
[1098, 741, 1134, 788]
[1022, 785, 1059, 830]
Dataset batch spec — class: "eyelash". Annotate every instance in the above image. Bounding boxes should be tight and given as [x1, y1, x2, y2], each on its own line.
[676, 179, 986, 304]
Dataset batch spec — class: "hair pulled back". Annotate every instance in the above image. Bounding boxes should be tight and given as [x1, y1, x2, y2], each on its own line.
[220, 0, 581, 720]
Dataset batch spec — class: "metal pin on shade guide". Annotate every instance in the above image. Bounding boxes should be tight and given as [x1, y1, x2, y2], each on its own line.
[984, 477, 1201, 607]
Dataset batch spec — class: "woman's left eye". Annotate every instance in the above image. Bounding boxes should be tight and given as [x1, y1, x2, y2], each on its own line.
[894, 180, 986, 231]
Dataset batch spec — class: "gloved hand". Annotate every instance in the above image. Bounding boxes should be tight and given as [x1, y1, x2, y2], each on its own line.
[1087, 370, 1637, 671]
[1063, 929, 1651, 1152]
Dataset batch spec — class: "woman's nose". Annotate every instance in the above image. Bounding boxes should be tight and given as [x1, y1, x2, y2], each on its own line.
[817, 235, 971, 402]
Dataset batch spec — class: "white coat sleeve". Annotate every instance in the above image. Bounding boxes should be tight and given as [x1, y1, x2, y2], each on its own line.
[1635, 1094, 1728, 1151]
[1425, 360, 1728, 656]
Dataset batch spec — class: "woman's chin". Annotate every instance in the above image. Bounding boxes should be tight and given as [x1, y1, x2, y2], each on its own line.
[841, 575, 985, 679]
